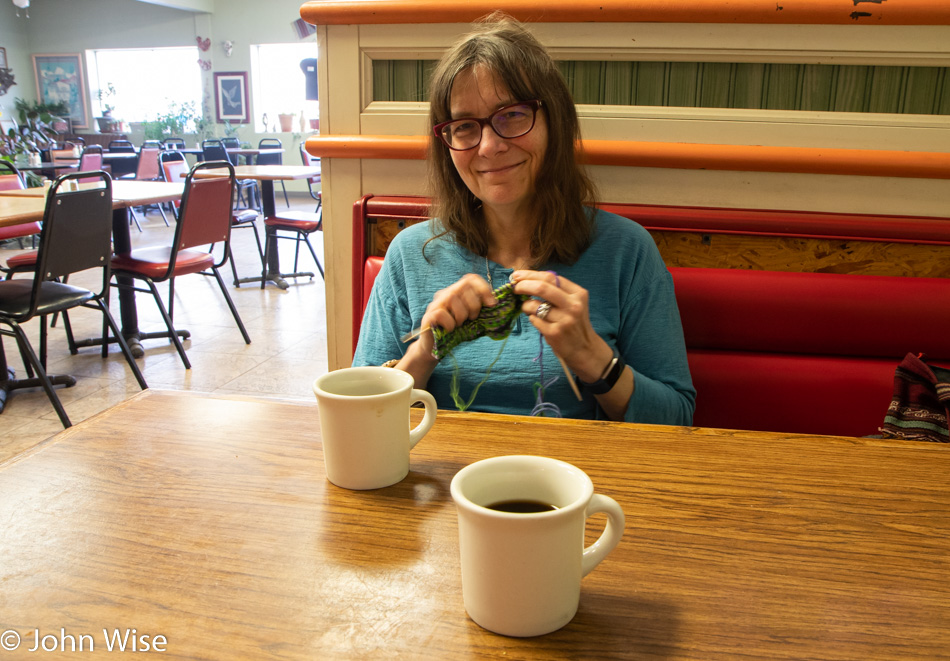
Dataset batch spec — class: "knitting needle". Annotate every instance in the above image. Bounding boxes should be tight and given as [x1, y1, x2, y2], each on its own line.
[400, 326, 430, 343]
[554, 352, 584, 401]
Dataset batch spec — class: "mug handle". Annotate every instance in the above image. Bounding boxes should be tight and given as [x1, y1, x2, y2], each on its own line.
[408, 389, 437, 450]
[581, 494, 625, 577]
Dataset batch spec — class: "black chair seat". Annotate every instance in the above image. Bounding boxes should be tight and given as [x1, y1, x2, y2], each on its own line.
[0, 280, 95, 318]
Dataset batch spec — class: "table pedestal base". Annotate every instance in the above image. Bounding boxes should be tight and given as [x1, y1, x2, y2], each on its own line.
[73, 330, 191, 359]
[0, 365, 76, 414]
[237, 271, 315, 291]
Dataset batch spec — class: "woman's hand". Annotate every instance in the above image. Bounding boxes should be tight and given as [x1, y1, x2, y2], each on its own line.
[512, 270, 634, 420]
[511, 270, 614, 384]
[398, 274, 498, 384]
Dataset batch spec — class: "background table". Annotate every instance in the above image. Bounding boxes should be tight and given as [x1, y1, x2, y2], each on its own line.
[196, 165, 322, 288]
[1, 389, 947, 660]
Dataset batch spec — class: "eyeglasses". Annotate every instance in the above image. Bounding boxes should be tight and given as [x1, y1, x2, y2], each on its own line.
[433, 100, 543, 151]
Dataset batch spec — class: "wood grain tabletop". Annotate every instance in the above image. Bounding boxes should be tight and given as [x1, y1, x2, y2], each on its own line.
[0, 389, 947, 660]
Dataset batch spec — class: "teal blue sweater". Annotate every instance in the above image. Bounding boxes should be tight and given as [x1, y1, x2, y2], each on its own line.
[353, 208, 695, 425]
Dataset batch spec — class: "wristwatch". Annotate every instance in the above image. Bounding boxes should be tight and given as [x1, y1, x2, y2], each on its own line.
[575, 346, 625, 395]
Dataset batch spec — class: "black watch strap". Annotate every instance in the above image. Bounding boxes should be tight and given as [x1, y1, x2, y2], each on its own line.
[575, 346, 625, 395]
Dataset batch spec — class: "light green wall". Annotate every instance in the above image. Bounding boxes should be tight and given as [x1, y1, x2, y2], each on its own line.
[0, 1, 34, 121]
[1, 0, 316, 160]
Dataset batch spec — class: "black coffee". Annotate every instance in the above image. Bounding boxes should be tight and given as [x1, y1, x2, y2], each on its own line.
[486, 499, 558, 514]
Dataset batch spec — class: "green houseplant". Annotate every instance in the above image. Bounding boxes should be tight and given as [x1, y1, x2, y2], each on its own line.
[142, 100, 211, 142]
[14, 98, 70, 131]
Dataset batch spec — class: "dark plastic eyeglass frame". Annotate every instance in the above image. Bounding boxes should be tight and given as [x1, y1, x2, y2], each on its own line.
[433, 100, 544, 151]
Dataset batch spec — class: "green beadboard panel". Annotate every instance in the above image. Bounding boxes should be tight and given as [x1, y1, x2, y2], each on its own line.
[799, 64, 835, 112]
[764, 64, 802, 110]
[733, 63, 766, 109]
[699, 62, 733, 108]
[635, 62, 668, 106]
[940, 69, 950, 114]
[868, 66, 905, 114]
[667, 62, 700, 107]
[833, 66, 871, 113]
[373, 60, 949, 116]
[604, 61, 634, 105]
[903, 67, 941, 114]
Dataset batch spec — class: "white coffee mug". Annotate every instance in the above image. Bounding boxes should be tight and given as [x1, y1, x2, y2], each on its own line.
[313, 366, 437, 490]
[450, 455, 625, 637]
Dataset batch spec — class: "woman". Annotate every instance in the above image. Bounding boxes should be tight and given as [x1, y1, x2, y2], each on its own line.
[354, 14, 695, 425]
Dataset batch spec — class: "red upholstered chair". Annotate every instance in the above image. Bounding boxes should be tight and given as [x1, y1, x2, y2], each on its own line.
[261, 210, 324, 288]
[159, 150, 263, 287]
[77, 145, 104, 183]
[0, 163, 41, 254]
[128, 145, 169, 229]
[157, 150, 189, 214]
[110, 161, 251, 369]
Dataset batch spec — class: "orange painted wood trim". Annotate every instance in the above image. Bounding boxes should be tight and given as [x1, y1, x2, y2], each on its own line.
[305, 135, 950, 180]
[300, 0, 950, 26]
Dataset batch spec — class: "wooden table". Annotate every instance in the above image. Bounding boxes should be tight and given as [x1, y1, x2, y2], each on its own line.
[0, 181, 184, 357]
[196, 165, 322, 289]
[0, 194, 47, 225]
[1, 389, 947, 660]
[226, 147, 284, 157]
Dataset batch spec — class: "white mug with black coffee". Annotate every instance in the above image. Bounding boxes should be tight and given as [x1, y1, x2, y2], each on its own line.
[450, 455, 625, 637]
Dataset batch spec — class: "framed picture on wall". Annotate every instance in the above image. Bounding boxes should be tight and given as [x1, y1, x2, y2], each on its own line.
[214, 71, 249, 124]
[32, 53, 88, 129]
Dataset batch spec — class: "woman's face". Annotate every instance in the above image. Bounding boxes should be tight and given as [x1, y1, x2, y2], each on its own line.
[447, 66, 547, 220]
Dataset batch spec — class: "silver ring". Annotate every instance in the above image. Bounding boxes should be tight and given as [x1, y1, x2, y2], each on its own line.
[536, 302, 552, 321]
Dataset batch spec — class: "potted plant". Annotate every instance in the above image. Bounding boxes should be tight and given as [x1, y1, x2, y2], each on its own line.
[277, 112, 295, 132]
[15, 98, 70, 132]
[95, 83, 120, 132]
[142, 100, 207, 142]
[1, 126, 50, 187]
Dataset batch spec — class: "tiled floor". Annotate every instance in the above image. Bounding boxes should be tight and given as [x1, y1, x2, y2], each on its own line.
[0, 192, 329, 463]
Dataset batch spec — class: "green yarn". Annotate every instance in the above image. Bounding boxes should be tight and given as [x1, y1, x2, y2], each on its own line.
[431, 282, 528, 411]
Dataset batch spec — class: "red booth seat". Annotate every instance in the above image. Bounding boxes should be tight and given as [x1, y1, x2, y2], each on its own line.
[671, 268, 950, 437]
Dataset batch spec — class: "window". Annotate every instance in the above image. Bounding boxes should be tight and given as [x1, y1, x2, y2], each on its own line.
[251, 43, 319, 133]
[87, 48, 202, 124]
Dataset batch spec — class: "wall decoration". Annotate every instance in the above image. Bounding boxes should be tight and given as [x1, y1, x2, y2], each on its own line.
[31, 53, 88, 128]
[196, 36, 211, 52]
[0, 48, 15, 96]
[198, 59, 211, 71]
[213, 71, 249, 124]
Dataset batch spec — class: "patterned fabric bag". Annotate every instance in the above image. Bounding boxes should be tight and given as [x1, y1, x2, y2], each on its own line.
[880, 352, 950, 443]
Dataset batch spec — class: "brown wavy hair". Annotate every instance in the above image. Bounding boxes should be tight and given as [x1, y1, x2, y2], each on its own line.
[425, 12, 597, 266]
